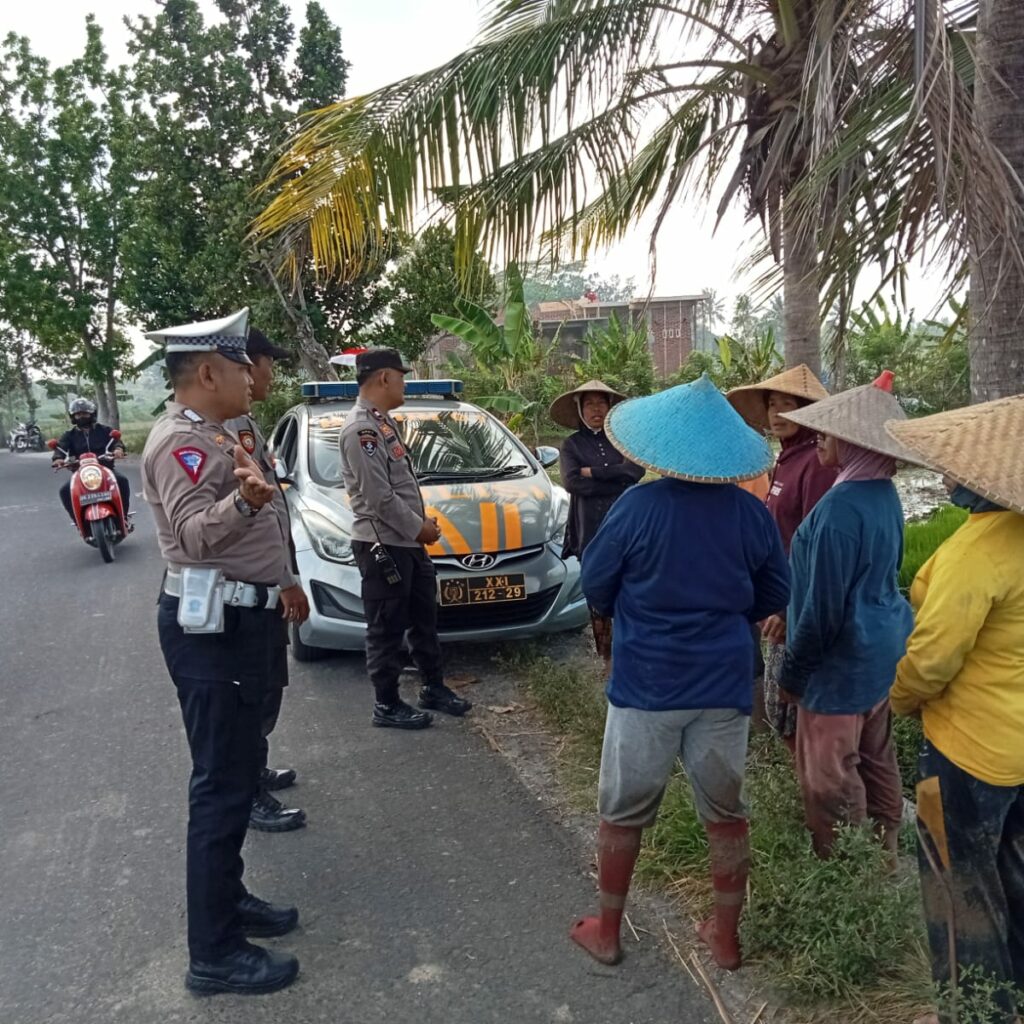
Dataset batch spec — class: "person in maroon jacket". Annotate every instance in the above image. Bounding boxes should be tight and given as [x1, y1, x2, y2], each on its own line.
[728, 365, 837, 750]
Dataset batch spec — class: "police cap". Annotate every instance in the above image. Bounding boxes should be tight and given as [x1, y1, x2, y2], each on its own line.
[247, 327, 291, 361]
[356, 348, 413, 376]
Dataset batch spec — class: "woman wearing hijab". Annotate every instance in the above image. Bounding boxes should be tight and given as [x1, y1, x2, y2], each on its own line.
[775, 371, 915, 860]
[550, 381, 644, 667]
[728, 366, 838, 748]
[886, 396, 1024, 1024]
[570, 375, 790, 971]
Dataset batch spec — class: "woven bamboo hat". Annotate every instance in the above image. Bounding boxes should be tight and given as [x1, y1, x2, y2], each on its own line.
[605, 374, 773, 483]
[549, 379, 627, 429]
[885, 395, 1024, 514]
[778, 371, 920, 462]
[726, 364, 831, 431]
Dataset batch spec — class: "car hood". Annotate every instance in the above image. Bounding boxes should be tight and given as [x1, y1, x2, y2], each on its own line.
[294, 474, 566, 555]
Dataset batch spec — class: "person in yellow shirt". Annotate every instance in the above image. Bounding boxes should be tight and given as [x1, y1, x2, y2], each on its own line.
[886, 396, 1024, 1024]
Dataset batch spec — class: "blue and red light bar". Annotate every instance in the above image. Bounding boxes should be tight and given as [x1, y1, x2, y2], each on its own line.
[301, 379, 464, 401]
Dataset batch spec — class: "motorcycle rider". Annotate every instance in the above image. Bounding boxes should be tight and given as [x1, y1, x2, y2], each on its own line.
[52, 398, 131, 523]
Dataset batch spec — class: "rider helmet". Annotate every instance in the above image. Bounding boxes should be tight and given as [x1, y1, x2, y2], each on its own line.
[69, 398, 97, 428]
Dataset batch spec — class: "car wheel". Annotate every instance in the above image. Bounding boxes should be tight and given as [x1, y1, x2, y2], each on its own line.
[290, 620, 333, 662]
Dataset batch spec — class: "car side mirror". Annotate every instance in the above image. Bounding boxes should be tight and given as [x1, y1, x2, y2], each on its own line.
[535, 445, 559, 469]
[274, 459, 295, 487]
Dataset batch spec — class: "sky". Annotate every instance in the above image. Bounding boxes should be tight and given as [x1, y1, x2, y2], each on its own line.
[4, 0, 952, 343]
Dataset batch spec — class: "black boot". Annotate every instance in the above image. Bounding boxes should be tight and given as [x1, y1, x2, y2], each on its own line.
[237, 892, 299, 937]
[250, 790, 306, 832]
[186, 941, 299, 995]
[418, 684, 473, 717]
[260, 766, 296, 791]
[372, 699, 433, 729]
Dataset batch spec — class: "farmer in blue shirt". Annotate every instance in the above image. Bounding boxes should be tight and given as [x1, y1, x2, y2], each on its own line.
[777, 371, 916, 861]
[570, 374, 790, 972]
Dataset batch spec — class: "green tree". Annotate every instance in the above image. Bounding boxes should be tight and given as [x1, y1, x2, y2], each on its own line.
[254, 1, 996, 380]
[575, 314, 655, 397]
[124, 0, 361, 377]
[517, 262, 635, 307]
[369, 225, 496, 361]
[0, 22, 136, 425]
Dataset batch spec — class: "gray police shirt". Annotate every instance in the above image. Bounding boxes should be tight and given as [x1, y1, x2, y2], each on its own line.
[339, 397, 425, 547]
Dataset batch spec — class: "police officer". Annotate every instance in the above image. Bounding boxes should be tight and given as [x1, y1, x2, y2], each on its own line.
[340, 348, 472, 728]
[52, 398, 131, 523]
[224, 327, 306, 834]
[141, 308, 309, 995]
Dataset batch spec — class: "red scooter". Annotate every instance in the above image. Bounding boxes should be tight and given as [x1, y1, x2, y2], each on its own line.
[49, 431, 131, 563]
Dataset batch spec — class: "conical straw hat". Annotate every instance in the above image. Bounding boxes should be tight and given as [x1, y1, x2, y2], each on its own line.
[885, 394, 1024, 515]
[778, 371, 921, 463]
[549, 379, 627, 429]
[726, 364, 831, 431]
[605, 374, 772, 483]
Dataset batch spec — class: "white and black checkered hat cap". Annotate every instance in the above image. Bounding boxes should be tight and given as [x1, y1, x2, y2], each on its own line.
[144, 308, 252, 365]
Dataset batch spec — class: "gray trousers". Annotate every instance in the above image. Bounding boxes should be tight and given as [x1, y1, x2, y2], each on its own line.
[598, 705, 750, 828]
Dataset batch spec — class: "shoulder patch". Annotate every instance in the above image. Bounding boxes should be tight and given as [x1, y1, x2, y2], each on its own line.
[358, 429, 378, 456]
[172, 446, 207, 484]
[237, 429, 256, 455]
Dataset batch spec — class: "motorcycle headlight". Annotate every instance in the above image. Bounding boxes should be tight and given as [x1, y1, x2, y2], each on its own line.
[549, 486, 570, 546]
[80, 466, 104, 491]
[300, 509, 356, 565]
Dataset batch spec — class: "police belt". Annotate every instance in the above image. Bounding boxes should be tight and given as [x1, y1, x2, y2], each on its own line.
[163, 570, 282, 611]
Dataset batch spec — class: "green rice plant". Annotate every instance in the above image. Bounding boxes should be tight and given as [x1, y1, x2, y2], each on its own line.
[900, 505, 967, 591]
[893, 714, 925, 798]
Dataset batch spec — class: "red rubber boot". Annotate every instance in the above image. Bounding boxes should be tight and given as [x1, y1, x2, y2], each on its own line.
[570, 820, 643, 965]
[696, 819, 750, 971]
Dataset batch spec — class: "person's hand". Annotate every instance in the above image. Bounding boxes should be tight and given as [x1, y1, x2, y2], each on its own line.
[279, 584, 310, 624]
[416, 517, 442, 544]
[581, 467, 593, 478]
[777, 686, 799, 706]
[233, 445, 276, 508]
[52, 459, 65, 469]
[760, 614, 787, 645]
[113, 448, 127, 459]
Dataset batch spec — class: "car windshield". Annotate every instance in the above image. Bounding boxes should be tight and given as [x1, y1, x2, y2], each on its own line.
[308, 408, 533, 487]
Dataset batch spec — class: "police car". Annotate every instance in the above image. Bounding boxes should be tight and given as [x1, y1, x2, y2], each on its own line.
[269, 379, 589, 659]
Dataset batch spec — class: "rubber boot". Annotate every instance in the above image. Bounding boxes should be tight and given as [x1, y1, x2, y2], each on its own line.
[570, 821, 643, 965]
[696, 819, 750, 971]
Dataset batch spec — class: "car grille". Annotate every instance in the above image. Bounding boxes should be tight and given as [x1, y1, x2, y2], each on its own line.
[437, 585, 560, 631]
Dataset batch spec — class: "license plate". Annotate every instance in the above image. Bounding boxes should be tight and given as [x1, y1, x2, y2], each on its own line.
[438, 573, 527, 607]
[79, 490, 113, 504]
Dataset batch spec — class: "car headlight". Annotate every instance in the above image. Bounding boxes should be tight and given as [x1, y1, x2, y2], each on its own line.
[80, 465, 103, 491]
[549, 486, 570, 546]
[300, 509, 356, 565]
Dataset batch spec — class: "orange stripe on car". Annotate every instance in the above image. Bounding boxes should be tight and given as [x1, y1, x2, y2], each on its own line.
[425, 505, 472, 555]
[480, 502, 499, 552]
[502, 504, 522, 550]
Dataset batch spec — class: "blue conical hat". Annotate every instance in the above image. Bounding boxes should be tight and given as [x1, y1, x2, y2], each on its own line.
[605, 374, 773, 483]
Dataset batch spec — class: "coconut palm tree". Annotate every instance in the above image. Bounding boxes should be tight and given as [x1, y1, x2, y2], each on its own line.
[253, 0, 1006, 378]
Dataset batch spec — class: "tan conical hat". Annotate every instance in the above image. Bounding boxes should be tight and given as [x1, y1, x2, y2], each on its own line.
[778, 371, 921, 463]
[549, 379, 627, 429]
[886, 395, 1024, 515]
[726, 364, 830, 431]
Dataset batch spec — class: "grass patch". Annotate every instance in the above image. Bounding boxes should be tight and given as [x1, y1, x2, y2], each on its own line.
[508, 647, 931, 1018]
[900, 505, 967, 590]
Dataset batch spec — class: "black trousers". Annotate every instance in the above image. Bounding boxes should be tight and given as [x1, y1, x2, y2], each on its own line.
[59, 471, 130, 517]
[257, 645, 288, 777]
[158, 594, 278, 960]
[918, 741, 1024, 1023]
[353, 541, 443, 705]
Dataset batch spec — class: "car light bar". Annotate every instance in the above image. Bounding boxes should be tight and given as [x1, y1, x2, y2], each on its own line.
[301, 379, 464, 401]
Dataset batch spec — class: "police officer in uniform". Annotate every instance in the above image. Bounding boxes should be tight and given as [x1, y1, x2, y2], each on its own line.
[142, 308, 309, 995]
[224, 327, 306, 833]
[340, 348, 472, 728]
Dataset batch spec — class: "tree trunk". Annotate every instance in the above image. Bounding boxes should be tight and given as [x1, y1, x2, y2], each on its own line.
[103, 273, 122, 427]
[103, 371, 120, 428]
[261, 261, 337, 380]
[781, 208, 822, 376]
[968, 0, 1024, 403]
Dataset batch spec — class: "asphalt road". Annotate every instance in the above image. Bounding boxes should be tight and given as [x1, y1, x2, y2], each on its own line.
[0, 451, 712, 1024]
